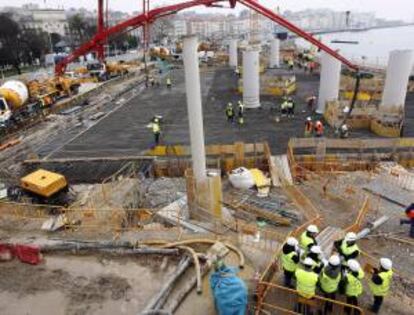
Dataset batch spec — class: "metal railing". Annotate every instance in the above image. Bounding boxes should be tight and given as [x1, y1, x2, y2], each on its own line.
[256, 282, 364, 315]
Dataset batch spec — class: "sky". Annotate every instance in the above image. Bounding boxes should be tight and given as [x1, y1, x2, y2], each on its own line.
[2, 0, 414, 22]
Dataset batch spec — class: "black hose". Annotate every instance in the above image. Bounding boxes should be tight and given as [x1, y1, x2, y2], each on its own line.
[339, 71, 361, 130]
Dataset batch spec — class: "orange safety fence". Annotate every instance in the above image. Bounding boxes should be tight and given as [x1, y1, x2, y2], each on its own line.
[256, 281, 364, 315]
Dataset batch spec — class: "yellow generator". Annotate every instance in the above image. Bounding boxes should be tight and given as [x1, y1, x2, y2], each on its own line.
[19, 169, 70, 205]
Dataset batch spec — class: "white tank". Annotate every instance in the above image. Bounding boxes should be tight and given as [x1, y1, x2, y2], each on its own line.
[0, 80, 29, 109]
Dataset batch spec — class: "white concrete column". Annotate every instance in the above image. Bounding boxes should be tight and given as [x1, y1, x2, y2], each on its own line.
[269, 38, 280, 68]
[229, 39, 238, 68]
[183, 36, 207, 184]
[381, 49, 414, 109]
[316, 51, 342, 114]
[243, 48, 261, 108]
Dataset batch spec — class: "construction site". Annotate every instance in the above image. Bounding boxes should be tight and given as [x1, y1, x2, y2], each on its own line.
[0, 1, 413, 315]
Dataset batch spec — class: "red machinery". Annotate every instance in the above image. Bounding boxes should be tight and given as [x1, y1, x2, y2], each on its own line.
[55, 0, 359, 75]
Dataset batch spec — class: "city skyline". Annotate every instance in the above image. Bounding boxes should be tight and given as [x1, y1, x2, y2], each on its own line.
[1, 0, 413, 22]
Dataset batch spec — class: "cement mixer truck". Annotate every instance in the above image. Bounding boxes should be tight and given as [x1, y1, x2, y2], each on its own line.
[0, 80, 33, 127]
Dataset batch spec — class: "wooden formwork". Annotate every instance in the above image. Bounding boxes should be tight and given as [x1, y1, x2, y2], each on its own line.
[150, 142, 270, 177]
[324, 100, 403, 137]
[288, 138, 414, 179]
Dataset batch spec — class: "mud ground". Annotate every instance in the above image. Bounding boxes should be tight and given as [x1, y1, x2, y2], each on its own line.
[0, 254, 180, 315]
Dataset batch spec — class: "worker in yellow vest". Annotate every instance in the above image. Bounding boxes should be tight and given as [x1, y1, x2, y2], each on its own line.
[280, 237, 300, 288]
[166, 77, 172, 88]
[149, 117, 161, 145]
[344, 259, 365, 314]
[295, 257, 319, 314]
[369, 258, 393, 314]
[334, 232, 360, 262]
[320, 255, 342, 313]
[299, 225, 319, 256]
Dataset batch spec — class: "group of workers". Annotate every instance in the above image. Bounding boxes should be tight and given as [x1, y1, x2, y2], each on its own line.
[281, 224, 393, 314]
[304, 117, 324, 138]
[146, 75, 172, 89]
[226, 101, 245, 126]
[281, 97, 296, 118]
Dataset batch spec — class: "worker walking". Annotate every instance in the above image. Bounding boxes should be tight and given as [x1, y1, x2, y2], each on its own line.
[304, 117, 313, 137]
[238, 100, 244, 115]
[344, 259, 365, 314]
[226, 102, 235, 123]
[295, 257, 319, 314]
[320, 255, 342, 314]
[287, 97, 295, 118]
[149, 76, 155, 87]
[235, 66, 241, 77]
[307, 95, 316, 111]
[281, 97, 289, 117]
[149, 117, 161, 146]
[299, 225, 319, 257]
[288, 58, 294, 71]
[369, 258, 393, 314]
[281, 237, 300, 288]
[334, 232, 360, 263]
[400, 203, 414, 238]
[315, 120, 324, 137]
[166, 77, 172, 88]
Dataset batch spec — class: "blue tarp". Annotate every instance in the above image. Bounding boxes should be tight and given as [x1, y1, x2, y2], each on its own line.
[210, 266, 248, 315]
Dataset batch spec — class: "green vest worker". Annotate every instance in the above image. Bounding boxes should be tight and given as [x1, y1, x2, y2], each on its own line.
[295, 257, 319, 299]
[334, 232, 360, 262]
[320, 255, 341, 313]
[369, 258, 393, 314]
[299, 225, 319, 256]
[344, 259, 365, 311]
[281, 237, 300, 288]
[152, 119, 161, 145]
[226, 103, 234, 123]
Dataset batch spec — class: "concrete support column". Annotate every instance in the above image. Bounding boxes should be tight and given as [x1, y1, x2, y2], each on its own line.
[229, 39, 238, 68]
[243, 48, 261, 108]
[317, 51, 342, 114]
[381, 49, 414, 109]
[269, 38, 280, 68]
[183, 36, 207, 184]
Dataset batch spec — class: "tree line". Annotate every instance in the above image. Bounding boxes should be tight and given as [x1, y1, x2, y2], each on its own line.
[0, 13, 142, 74]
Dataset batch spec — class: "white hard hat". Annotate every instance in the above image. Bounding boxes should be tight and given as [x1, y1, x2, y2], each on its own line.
[310, 245, 322, 255]
[348, 259, 361, 272]
[345, 232, 357, 242]
[228, 102, 232, 106]
[380, 258, 392, 270]
[303, 257, 315, 267]
[307, 117, 312, 121]
[286, 237, 298, 247]
[328, 255, 340, 266]
[307, 225, 319, 233]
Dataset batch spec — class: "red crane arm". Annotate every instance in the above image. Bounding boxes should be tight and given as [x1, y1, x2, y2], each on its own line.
[55, 0, 222, 75]
[55, 0, 358, 75]
[239, 0, 358, 70]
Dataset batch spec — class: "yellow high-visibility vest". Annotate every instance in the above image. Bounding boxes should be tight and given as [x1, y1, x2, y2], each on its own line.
[369, 270, 393, 297]
[281, 251, 298, 272]
[295, 268, 318, 299]
[320, 269, 341, 293]
[345, 269, 365, 297]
